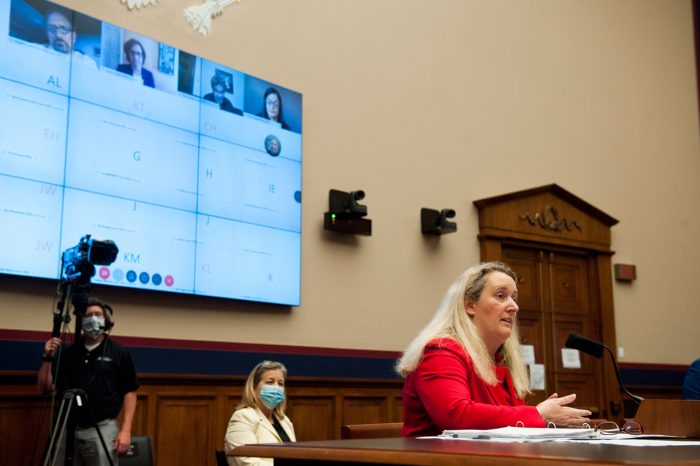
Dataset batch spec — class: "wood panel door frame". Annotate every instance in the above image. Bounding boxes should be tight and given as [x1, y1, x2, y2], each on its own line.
[473, 184, 621, 419]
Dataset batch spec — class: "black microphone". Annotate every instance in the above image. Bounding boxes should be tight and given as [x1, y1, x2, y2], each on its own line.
[565, 332, 644, 405]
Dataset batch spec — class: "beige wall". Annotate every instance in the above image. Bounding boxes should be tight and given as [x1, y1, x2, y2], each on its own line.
[2, 0, 699, 365]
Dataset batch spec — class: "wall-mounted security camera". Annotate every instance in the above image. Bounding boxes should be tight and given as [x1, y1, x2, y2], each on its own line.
[324, 189, 372, 235]
[421, 208, 457, 235]
[328, 189, 367, 217]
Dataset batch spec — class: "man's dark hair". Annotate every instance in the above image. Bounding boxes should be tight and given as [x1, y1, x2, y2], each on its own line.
[211, 74, 231, 92]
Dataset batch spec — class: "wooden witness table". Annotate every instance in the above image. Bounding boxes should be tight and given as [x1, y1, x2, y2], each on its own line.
[231, 437, 700, 466]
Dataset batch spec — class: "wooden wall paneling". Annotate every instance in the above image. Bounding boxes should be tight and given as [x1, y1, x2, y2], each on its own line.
[226, 394, 239, 416]
[0, 373, 404, 466]
[117, 393, 149, 435]
[286, 395, 336, 441]
[0, 395, 51, 466]
[341, 395, 391, 426]
[155, 394, 218, 466]
[3, 363, 685, 466]
[221, 392, 240, 445]
[393, 395, 403, 422]
[136, 385, 159, 437]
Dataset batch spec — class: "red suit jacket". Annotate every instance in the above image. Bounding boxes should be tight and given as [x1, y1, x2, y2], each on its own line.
[402, 337, 544, 436]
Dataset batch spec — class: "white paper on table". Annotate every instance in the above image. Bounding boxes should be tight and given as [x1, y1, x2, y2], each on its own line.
[440, 426, 597, 440]
[423, 432, 700, 446]
[568, 435, 700, 446]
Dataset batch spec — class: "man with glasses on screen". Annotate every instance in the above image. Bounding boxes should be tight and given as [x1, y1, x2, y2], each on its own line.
[44, 7, 97, 68]
[45, 9, 76, 53]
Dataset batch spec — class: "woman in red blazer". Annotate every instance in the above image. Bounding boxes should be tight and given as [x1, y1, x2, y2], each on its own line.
[397, 262, 591, 437]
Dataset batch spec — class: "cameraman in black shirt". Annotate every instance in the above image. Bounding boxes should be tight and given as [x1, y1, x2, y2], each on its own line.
[38, 297, 139, 466]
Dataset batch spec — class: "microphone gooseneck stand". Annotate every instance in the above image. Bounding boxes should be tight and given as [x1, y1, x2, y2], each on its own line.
[564, 332, 644, 406]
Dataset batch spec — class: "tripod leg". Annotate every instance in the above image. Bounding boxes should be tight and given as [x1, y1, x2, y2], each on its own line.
[43, 395, 75, 466]
[51, 428, 68, 466]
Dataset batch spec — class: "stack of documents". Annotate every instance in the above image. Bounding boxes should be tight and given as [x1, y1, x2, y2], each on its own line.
[440, 426, 597, 440]
[433, 427, 700, 446]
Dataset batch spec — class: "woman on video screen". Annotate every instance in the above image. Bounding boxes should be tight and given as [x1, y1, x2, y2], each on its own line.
[116, 38, 155, 88]
[259, 87, 289, 130]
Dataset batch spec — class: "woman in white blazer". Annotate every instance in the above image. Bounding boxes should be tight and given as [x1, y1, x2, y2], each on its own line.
[224, 361, 296, 466]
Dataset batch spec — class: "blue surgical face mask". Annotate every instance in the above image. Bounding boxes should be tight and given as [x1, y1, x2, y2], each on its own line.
[259, 385, 285, 410]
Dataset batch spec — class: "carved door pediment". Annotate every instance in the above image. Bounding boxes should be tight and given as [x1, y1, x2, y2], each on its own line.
[473, 184, 618, 252]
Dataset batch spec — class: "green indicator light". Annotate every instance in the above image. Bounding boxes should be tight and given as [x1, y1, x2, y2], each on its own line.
[331, 214, 336, 220]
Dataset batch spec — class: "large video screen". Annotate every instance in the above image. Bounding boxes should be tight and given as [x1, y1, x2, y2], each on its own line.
[0, 0, 302, 305]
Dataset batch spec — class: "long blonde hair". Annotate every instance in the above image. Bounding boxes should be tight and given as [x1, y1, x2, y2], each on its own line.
[238, 360, 288, 418]
[395, 262, 530, 398]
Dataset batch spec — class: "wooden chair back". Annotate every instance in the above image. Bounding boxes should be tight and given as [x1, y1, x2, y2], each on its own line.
[341, 422, 403, 439]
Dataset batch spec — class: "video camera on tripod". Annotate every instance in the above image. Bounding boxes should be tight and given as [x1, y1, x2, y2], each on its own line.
[44, 235, 119, 466]
[53, 235, 118, 338]
[60, 235, 119, 286]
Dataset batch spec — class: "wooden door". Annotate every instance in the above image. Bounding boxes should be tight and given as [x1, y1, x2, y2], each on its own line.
[473, 184, 621, 420]
[503, 245, 604, 415]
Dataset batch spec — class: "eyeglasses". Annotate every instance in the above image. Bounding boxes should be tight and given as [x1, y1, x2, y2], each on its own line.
[47, 25, 72, 35]
[593, 421, 643, 435]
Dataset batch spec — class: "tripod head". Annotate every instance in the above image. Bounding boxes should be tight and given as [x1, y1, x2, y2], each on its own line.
[53, 280, 93, 346]
[63, 388, 88, 402]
